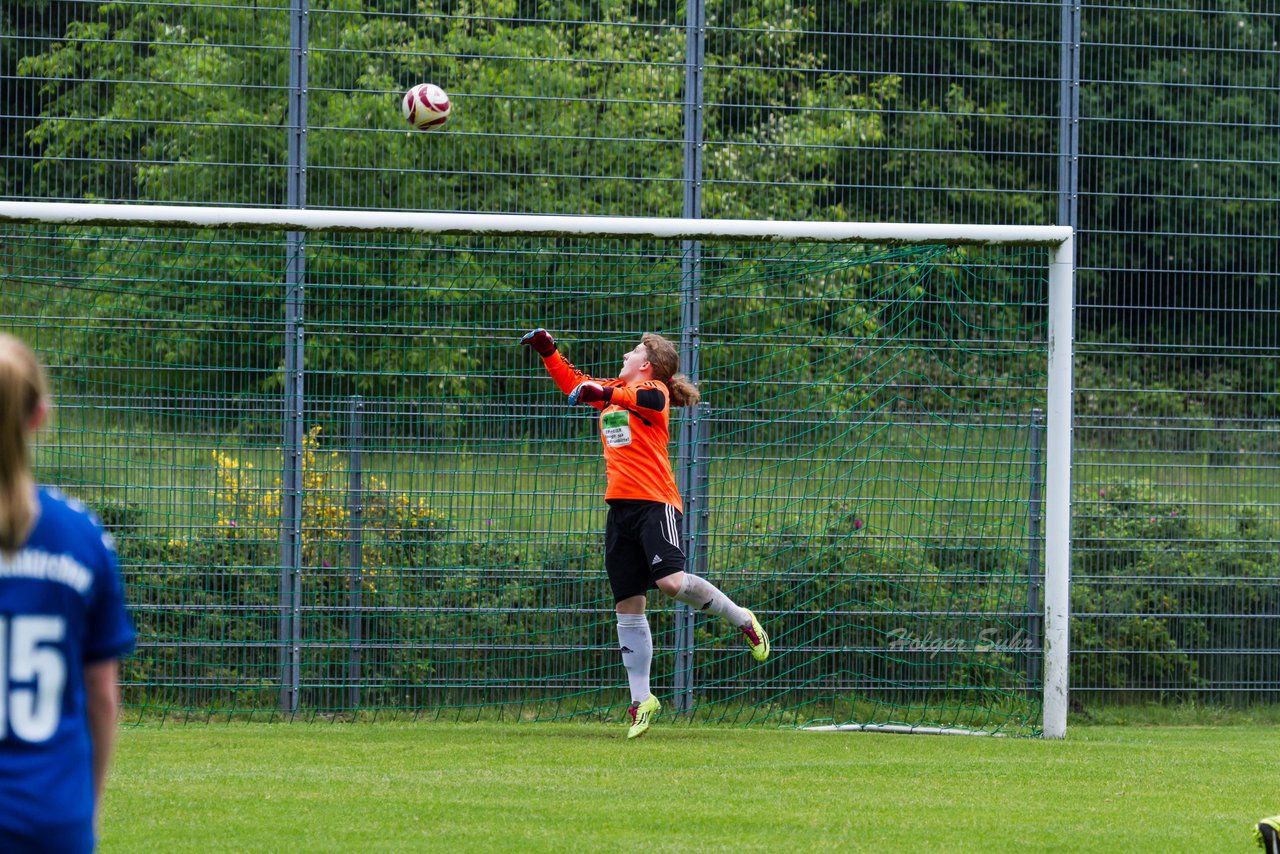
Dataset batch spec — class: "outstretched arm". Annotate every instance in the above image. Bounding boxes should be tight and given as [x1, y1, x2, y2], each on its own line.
[520, 329, 624, 409]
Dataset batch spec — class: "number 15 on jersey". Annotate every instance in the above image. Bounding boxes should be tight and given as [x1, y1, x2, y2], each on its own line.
[0, 615, 67, 743]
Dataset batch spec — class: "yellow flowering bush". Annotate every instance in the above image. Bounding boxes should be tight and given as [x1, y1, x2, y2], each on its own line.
[211, 425, 446, 592]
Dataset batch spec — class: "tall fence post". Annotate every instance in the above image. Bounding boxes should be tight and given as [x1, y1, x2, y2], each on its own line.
[1044, 0, 1080, 740]
[1026, 408, 1045, 694]
[279, 0, 308, 715]
[673, 0, 706, 716]
[346, 396, 365, 711]
[280, 273, 304, 715]
[1058, 0, 1081, 231]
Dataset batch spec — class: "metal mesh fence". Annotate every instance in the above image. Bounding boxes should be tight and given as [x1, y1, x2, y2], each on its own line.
[1071, 4, 1279, 703]
[2, 0, 1277, 705]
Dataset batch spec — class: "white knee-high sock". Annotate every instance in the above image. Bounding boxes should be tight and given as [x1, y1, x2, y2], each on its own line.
[616, 613, 653, 703]
[673, 574, 751, 628]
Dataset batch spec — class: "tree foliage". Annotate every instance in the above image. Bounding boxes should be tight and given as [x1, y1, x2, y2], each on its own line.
[5, 1, 1277, 414]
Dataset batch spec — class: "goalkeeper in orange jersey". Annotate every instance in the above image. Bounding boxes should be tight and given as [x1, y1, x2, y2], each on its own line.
[521, 328, 769, 739]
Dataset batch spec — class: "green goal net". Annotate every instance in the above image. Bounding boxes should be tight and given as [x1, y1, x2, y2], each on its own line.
[0, 210, 1061, 735]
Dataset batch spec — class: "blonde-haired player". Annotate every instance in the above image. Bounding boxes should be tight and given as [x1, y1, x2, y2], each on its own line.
[0, 335, 135, 852]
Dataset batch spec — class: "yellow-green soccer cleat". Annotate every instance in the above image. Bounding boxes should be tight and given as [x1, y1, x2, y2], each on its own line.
[740, 609, 770, 662]
[626, 695, 661, 739]
[1257, 815, 1280, 854]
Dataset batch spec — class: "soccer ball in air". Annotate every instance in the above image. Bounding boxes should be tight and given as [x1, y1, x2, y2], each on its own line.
[402, 83, 451, 131]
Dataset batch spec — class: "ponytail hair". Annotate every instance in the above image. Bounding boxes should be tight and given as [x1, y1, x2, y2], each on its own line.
[0, 335, 47, 553]
[640, 332, 701, 408]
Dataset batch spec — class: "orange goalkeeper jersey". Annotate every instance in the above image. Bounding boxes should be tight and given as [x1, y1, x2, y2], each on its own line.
[541, 350, 682, 512]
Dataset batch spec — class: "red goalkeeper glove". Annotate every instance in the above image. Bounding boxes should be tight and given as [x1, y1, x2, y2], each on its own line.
[568, 381, 609, 406]
[520, 328, 556, 357]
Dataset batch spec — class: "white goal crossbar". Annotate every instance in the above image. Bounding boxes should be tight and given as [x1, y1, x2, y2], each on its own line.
[0, 201, 1074, 738]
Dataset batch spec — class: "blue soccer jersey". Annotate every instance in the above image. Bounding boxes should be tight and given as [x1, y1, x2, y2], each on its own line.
[0, 487, 135, 853]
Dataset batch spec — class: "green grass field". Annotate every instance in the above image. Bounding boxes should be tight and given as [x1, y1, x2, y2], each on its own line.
[101, 721, 1278, 853]
[40, 423, 1280, 542]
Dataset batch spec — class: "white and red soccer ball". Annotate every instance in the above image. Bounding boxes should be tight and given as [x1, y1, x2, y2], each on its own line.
[402, 83, 451, 131]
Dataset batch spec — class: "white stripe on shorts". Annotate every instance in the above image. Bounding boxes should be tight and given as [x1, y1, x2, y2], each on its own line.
[664, 504, 680, 550]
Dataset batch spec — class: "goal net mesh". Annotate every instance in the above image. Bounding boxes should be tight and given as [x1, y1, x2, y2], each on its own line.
[1, 223, 1050, 734]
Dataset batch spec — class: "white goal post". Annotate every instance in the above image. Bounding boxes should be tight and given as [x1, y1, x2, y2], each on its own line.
[0, 201, 1074, 738]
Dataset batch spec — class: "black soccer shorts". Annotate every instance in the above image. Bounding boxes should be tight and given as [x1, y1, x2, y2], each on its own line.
[604, 499, 686, 602]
